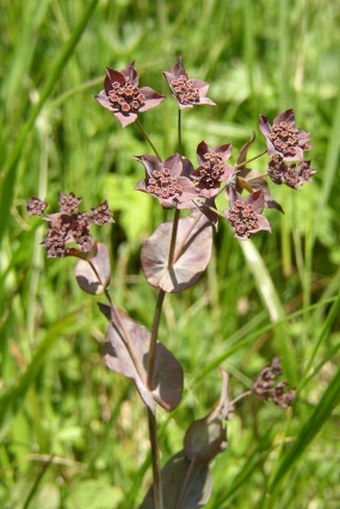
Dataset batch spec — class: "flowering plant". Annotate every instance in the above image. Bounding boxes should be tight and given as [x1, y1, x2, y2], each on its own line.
[28, 58, 315, 509]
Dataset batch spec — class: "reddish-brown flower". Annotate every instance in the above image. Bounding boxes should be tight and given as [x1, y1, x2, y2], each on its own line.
[268, 156, 316, 189]
[252, 358, 296, 409]
[26, 197, 47, 216]
[225, 187, 271, 240]
[95, 62, 165, 127]
[135, 153, 199, 209]
[27, 193, 114, 258]
[192, 141, 235, 197]
[163, 57, 216, 110]
[259, 108, 311, 161]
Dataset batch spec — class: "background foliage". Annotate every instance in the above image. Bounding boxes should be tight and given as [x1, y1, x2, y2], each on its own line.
[1, 0, 339, 507]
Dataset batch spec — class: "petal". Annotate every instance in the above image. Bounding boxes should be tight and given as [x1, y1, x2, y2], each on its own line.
[135, 179, 147, 192]
[253, 214, 272, 234]
[163, 153, 183, 177]
[214, 143, 232, 160]
[95, 91, 114, 112]
[273, 108, 295, 125]
[196, 141, 209, 165]
[227, 185, 241, 208]
[104, 68, 125, 93]
[162, 70, 176, 87]
[121, 61, 139, 86]
[138, 87, 165, 111]
[181, 156, 195, 178]
[298, 130, 312, 150]
[178, 101, 195, 110]
[245, 190, 265, 214]
[259, 115, 272, 137]
[134, 155, 162, 177]
[191, 79, 209, 94]
[114, 111, 137, 128]
[171, 57, 188, 79]
[198, 97, 217, 106]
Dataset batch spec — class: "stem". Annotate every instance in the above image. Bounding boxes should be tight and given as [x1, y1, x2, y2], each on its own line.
[145, 287, 166, 509]
[145, 206, 181, 508]
[234, 149, 267, 169]
[147, 409, 164, 509]
[88, 256, 164, 508]
[230, 390, 252, 407]
[167, 208, 180, 269]
[142, 107, 185, 509]
[136, 119, 162, 159]
[147, 289, 166, 388]
[178, 108, 183, 154]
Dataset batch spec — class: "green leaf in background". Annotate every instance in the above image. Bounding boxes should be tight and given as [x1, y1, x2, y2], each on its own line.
[104, 174, 152, 242]
[66, 479, 123, 509]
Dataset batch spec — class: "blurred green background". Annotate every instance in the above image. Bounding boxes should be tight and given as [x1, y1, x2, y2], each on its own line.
[1, 0, 339, 508]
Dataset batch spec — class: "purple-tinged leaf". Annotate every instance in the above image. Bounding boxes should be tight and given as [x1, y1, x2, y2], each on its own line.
[75, 243, 111, 294]
[140, 451, 212, 509]
[184, 370, 229, 463]
[236, 131, 256, 168]
[99, 304, 183, 412]
[141, 210, 213, 293]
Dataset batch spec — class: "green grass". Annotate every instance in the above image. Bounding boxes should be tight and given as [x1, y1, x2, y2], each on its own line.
[1, 0, 340, 508]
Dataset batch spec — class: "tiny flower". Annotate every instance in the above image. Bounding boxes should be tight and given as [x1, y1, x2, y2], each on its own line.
[259, 108, 311, 161]
[192, 141, 235, 197]
[90, 200, 114, 225]
[26, 193, 113, 258]
[135, 153, 199, 209]
[251, 357, 295, 409]
[59, 192, 82, 213]
[271, 382, 296, 409]
[26, 197, 48, 216]
[95, 62, 165, 127]
[225, 187, 271, 240]
[163, 57, 216, 110]
[44, 210, 94, 257]
[268, 156, 316, 189]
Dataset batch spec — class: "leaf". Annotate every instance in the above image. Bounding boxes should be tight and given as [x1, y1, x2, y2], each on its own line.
[67, 479, 123, 509]
[236, 131, 256, 167]
[99, 304, 183, 412]
[184, 370, 229, 463]
[75, 243, 111, 295]
[141, 210, 213, 293]
[139, 451, 212, 509]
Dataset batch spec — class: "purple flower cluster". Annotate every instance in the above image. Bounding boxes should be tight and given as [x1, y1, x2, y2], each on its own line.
[260, 109, 314, 188]
[94, 58, 315, 239]
[95, 62, 165, 127]
[251, 357, 296, 409]
[27, 193, 114, 258]
[29, 58, 316, 254]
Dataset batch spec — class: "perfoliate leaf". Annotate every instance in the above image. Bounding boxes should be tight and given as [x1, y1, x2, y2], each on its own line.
[139, 451, 212, 509]
[141, 210, 213, 293]
[75, 243, 111, 294]
[184, 370, 229, 463]
[99, 304, 183, 412]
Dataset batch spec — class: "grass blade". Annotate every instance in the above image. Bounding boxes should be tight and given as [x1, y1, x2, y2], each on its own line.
[269, 366, 340, 492]
[0, 0, 100, 248]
